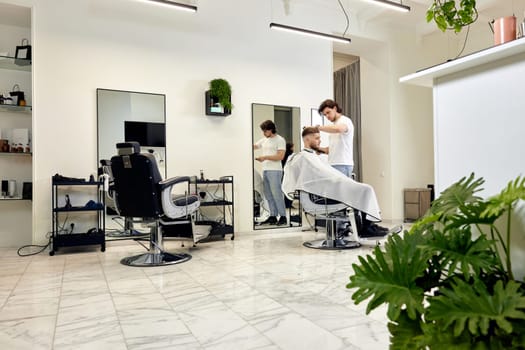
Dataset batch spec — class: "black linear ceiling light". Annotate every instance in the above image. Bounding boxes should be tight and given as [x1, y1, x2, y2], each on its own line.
[139, 0, 197, 12]
[269, 23, 351, 44]
[363, 0, 410, 12]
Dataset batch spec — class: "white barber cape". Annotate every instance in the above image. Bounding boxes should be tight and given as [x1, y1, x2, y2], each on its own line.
[282, 149, 381, 221]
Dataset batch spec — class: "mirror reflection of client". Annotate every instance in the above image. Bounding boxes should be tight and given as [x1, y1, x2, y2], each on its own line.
[283, 127, 393, 237]
[253, 120, 287, 226]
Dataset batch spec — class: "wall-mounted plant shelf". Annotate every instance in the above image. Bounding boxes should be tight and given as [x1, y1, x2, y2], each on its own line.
[205, 90, 231, 116]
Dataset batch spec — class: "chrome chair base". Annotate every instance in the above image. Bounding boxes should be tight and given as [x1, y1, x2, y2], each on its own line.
[303, 214, 361, 250]
[120, 252, 191, 267]
[303, 238, 361, 250]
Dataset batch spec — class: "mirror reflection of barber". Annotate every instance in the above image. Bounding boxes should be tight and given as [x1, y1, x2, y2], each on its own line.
[314, 99, 354, 177]
[253, 120, 287, 226]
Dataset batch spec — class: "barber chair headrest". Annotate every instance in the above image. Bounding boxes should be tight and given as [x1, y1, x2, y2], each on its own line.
[116, 142, 141, 156]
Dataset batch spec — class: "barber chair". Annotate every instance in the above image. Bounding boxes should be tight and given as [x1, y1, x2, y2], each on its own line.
[300, 192, 361, 250]
[99, 159, 146, 238]
[288, 190, 302, 227]
[111, 142, 200, 266]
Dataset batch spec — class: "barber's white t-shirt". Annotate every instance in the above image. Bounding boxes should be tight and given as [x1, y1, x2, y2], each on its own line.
[255, 134, 286, 171]
[328, 115, 354, 166]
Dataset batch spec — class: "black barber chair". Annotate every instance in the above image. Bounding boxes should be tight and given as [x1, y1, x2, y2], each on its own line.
[99, 159, 145, 238]
[300, 192, 361, 250]
[111, 142, 200, 266]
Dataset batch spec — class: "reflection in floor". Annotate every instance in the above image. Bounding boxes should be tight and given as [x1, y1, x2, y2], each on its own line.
[0, 227, 401, 349]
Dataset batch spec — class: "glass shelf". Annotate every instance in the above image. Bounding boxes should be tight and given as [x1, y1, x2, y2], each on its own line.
[0, 104, 32, 113]
[0, 197, 26, 201]
[0, 55, 31, 72]
[0, 152, 32, 157]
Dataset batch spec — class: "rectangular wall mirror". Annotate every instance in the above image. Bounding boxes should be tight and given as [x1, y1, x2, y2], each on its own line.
[97, 88, 166, 177]
[97, 88, 166, 240]
[252, 103, 301, 230]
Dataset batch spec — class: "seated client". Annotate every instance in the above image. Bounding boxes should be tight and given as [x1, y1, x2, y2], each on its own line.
[282, 126, 389, 237]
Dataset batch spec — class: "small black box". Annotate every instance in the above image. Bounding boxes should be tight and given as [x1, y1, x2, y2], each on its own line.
[22, 182, 32, 200]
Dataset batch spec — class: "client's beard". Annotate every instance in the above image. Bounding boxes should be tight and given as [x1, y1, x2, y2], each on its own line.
[310, 144, 325, 154]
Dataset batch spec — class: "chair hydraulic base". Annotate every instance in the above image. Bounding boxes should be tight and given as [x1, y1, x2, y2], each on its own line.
[303, 238, 361, 250]
[303, 216, 361, 250]
[120, 252, 191, 267]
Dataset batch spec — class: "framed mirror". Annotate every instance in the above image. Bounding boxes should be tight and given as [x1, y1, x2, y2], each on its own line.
[252, 103, 301, 230]
[97, 88, 166, 177]
[97, 88, 166, 240]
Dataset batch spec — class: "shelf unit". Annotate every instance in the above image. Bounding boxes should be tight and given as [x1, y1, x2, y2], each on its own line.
[0, 53, 32, 240]
[50, 179, 106, 255]
[0, 9, 33, 247]
[0, 104, 32, 113]
[192, 176, 234, 239]
[399, 36, 525, 87]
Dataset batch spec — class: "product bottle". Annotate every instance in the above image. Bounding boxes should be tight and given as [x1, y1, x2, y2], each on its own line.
[521, 13, 525, 38]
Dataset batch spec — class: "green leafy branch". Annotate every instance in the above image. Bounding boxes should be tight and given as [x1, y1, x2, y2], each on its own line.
[426, 0, 478, 33]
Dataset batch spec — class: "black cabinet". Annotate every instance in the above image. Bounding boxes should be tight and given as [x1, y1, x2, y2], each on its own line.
[192, 176, 234, 239]
[50, 179, 105, 255]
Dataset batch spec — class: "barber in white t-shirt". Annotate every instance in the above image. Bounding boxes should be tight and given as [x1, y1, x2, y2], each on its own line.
[315, 99, 354, 177]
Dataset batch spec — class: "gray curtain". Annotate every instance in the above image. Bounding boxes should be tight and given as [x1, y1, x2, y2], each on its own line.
[334, 60, 362, 181]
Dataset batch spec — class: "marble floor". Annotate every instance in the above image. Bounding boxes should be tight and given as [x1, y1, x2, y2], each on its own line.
[0, 228, 395, 350]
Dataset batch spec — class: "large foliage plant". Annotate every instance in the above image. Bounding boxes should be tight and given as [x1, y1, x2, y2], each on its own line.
[347, 174, 525, 349]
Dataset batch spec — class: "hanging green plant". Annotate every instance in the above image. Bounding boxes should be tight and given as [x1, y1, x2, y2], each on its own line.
[426, 0, 478, 33]
[209, 78, 233, 112]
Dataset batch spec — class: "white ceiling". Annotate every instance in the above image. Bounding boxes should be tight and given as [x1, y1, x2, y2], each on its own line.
[281, 0, 510, 35]
[0, 0, 515, 41]
[275, 0, 516, 56]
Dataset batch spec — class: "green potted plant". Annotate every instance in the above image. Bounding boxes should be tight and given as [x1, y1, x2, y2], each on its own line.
[426, 0, 478, 33]
[206, 78, 233, 116]
[347, 173, 525, 349]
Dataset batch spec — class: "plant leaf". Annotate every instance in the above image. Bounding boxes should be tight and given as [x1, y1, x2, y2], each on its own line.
[420, 226, 500, 278]
[427, 279, 525, 337]
[388, 310, 427, 350]
[430, 173, 484, 220]
[444, 201, 501, 230]
[347, 231, 430, 321]
[483, 176, 525, 219]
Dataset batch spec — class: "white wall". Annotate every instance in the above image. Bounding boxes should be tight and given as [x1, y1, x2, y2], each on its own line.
[1, 0, 332, 244]
[433, 53, 525, 195]
[2, 0, 462, 245]
[388, 30, 434, 220]
[332, 30, 436, 222]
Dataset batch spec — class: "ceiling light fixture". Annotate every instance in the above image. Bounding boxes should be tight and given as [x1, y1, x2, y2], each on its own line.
[269, 23, 351, 44]
[363, 0, 410, 12]
[138, 0, 197, 12]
